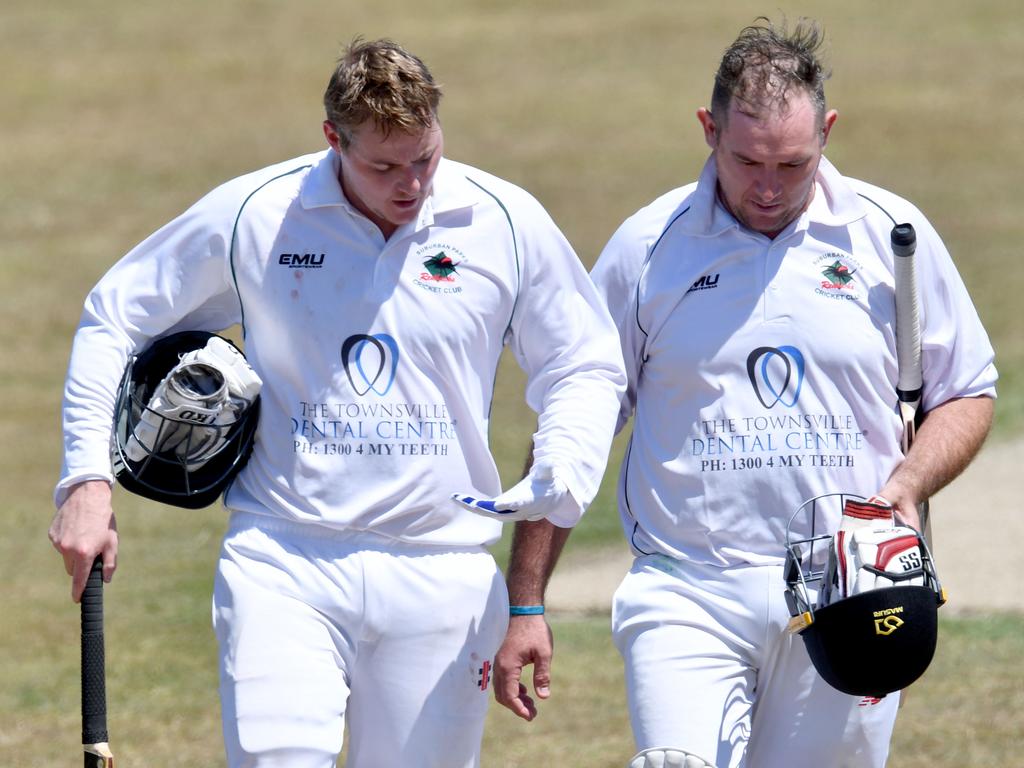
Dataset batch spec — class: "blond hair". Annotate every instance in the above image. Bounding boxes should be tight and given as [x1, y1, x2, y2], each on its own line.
[323, 38, 442, 147]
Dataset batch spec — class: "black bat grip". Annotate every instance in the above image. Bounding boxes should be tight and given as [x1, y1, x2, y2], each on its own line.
[81, 557, 109, 746]
[891, 222, 917, 257]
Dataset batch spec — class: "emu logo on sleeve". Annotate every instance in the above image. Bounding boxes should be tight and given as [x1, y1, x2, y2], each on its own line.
[686, 273, 720, 293]
[746, 346, 805, 409]
[341, 334, 399, 396]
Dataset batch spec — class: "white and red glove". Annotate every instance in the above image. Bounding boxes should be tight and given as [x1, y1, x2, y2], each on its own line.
[825, 497, 926, 604]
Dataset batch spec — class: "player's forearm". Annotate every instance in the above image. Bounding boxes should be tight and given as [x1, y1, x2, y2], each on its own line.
[505, 519, 572, 604]
[883, 395, 994, 502]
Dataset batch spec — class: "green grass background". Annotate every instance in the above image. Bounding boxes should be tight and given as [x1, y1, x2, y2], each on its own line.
[2, 1, 1021, 765]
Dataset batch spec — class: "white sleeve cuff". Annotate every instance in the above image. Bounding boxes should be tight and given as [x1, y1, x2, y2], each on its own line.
[54, 472, 114, 509]
[545, 479, 584, 528]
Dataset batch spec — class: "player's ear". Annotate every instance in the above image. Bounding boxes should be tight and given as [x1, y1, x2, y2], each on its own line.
[697, 108, 718, 149]
[323, 120, 344, 153]
[820, 109, 838, 147]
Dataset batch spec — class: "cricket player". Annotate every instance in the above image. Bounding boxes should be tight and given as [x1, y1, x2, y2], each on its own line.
[49, 38, 625, 767]
[495, 18, 996, 768]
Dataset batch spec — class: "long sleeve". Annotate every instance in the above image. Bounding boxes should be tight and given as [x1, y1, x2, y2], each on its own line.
[505, 201, 627, 527]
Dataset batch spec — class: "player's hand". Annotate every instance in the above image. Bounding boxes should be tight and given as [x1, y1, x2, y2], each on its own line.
[452, 462, 569, 523]
[874, 486, 922, 531]
[48, 480, 118, 602]
[493, 614, 553, 721]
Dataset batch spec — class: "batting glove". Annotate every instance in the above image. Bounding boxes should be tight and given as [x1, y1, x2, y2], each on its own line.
[452, 461, 569, 523]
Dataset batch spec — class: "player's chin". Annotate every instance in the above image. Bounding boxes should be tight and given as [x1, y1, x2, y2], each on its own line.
[744, 208, 791, 237]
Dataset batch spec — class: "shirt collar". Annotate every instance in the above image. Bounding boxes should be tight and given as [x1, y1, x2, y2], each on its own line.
[300, 150, 348, 209]
[422, 158, 480, 216]
[679, 153, 868, 238]
[299, 151, 478, 227]
[686, 155, 738, 237]
[804, 155, 867, 228]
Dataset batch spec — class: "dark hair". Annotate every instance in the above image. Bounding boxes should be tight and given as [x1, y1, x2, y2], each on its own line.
[323, 38, 442, 148]
[710, 17, 830, 127]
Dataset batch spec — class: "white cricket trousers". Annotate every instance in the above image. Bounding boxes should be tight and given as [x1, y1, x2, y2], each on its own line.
[213, 512, 508, 768]
[612, 555, 899, 768]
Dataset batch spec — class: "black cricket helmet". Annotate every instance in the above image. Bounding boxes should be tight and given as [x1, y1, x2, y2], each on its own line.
[783, 493, 946, 698]
[110, 331, 260, 509]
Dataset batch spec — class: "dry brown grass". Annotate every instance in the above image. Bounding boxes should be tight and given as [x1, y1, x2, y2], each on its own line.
[2, 1, 1021, 765]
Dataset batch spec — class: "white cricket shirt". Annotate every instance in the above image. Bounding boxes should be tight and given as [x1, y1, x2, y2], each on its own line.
[58, 150, 626, 545]
[592, 155, 997, 566]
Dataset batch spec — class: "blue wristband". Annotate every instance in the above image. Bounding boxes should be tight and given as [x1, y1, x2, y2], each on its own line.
[509, 604, 545, 616]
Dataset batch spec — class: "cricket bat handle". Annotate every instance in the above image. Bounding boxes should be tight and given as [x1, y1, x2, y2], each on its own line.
[82, 557, 114, 767]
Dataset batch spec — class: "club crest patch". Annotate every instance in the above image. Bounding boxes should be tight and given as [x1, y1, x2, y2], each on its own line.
[423, 252, 458, 280]
[813, 252, 863, 301]
[413, 243, 466, 295]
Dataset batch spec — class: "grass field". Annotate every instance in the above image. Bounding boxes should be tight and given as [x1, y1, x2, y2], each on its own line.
[2, 0, 1022, 765]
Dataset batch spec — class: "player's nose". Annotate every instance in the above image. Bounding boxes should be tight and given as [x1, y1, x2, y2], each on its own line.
[396, 166, 422, 195]
[755, 171, 782, 201]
